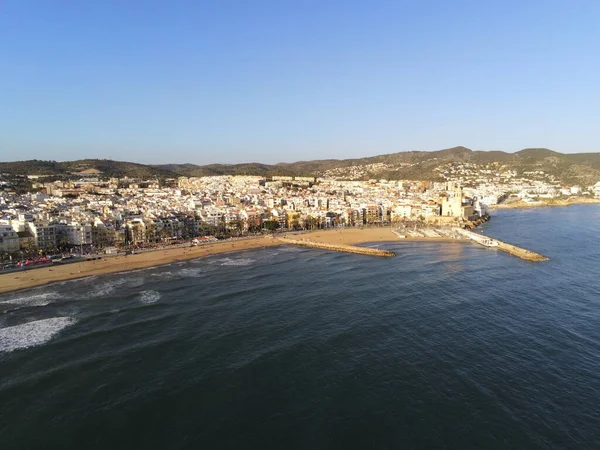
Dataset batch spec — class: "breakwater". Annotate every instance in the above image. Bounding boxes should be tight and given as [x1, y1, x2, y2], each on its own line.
[456, 229, 548, 262]
[276, 238, 396, 257]
[464, 213, 490, 229]
[495, 239, 549, 262]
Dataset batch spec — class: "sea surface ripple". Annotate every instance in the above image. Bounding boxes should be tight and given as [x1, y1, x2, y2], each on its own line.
[1, 205, 600, 449]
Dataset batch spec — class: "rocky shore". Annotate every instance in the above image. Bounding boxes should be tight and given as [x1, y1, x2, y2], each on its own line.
[463, 214, 491, 229]
[491, 197, 600, 210]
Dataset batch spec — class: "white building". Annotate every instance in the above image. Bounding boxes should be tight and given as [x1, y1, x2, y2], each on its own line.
[64, 223, 93, 246]
[0, 224, 20, 253]
[391, 204, 412, 220]
[27, 222, 58, 250]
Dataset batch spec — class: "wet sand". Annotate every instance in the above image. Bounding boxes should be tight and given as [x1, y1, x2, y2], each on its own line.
[0, 228, 459, 294]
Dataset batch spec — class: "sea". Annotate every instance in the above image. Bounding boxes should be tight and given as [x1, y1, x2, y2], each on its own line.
[1, 205, 599, 449]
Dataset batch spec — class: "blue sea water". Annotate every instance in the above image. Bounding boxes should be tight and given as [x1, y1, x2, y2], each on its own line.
[1, 205, 599, 449]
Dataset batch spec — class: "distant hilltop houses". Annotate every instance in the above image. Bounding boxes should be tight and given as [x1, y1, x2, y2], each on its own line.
[1, 154, 599, 256]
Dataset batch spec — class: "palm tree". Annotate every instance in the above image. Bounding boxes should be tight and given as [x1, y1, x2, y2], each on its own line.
[56, 234, 70, 253]
[288, 213, 300, 230]
[228, 219, 245, 236]
[145, 223, 155, 243]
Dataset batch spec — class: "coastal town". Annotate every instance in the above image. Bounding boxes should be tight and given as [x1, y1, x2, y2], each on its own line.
[1, 160, 599, 260]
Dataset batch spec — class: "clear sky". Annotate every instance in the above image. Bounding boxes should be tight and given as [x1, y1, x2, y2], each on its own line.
[1, 0, 599, 164]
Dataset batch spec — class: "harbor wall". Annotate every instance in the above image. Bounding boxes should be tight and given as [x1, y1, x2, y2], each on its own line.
[495, 240, 549, 262]
[456, 228, 548, 262]
[276, 238, 396, 257]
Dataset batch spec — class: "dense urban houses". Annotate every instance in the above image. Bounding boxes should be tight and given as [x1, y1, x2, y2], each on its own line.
[0, 166, 597, 259]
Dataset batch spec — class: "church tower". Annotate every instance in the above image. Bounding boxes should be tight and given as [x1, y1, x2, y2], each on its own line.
[441, 182, 463, 217]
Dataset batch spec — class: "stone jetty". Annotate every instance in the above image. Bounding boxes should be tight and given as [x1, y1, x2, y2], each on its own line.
[494, 239, 549, 262]
[463, 213, 491, 229]
[456, 229, 548, 262]
[276, 237, 396, 257]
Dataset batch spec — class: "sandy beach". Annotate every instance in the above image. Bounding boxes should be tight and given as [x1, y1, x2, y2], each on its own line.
[0, 228, 459, 294]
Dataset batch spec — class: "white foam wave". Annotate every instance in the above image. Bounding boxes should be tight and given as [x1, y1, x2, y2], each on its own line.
[139, 290, 161, 304]
[90, 281, 121, 297]
[150, 271, 174, 278]
[114, 268, 151, 276]
[0, 292, 61, 308]
[220, 258, 255, 267]
[0, 317, 77, 353]
[178, 268, 202, 277]
[57, 276, 97, 286]
[90, 276, 145, 297]
[277, 246, 302, 252]
[127, 278, 146, 288]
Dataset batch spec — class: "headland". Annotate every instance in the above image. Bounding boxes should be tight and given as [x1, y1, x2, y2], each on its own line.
[491, 197, 600, 210]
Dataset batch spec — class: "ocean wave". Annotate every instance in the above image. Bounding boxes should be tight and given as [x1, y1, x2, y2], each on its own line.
[220, 258, 255, 267]
[148, 267, 201, 280]
[89, 276, 146, 297]
[0, 292, 61, 308]
[56, 275, 97, 286]
[177, 268, 203, 277]
[0, 317, 77, 353]
[139, 290, 161, 304]
[114, 267, 152, 275]
[150, 271, 174, 279]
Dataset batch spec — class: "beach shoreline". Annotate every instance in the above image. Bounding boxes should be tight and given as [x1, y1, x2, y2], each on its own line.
[0, 228, 464, 295]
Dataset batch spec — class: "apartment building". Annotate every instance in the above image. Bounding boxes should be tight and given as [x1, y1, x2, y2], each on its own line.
[0, 224, 19, 252]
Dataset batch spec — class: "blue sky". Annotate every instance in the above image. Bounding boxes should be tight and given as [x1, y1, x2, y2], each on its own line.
[1, 0, 599, 164]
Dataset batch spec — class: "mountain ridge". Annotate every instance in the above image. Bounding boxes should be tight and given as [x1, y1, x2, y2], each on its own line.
[2, 147, 600, 184]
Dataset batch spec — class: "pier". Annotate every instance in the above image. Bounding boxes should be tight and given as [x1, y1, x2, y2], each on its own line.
[455, 229, 548, 262]
[494, 240, 549, 262]
[276, 237, 396, 257]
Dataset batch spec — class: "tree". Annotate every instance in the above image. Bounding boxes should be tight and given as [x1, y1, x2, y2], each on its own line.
[20, 240, 38, 258]
[57, 234, 70, 252]
[160, 226, 171, 242]
[124, 225, 132, 245]
[247, 218, 261, 234]
[228, 219, 245, 237]
[262, 220, 280, 232]
[145, 223, 156, 243]
[176, 223, 184, 240]
[288, 213, 301, 230]
[305, 216, 318, 230]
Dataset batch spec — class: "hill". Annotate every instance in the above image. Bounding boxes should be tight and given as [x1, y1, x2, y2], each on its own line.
[0, 159, 174, 179]
[2, 147, 600, 184]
